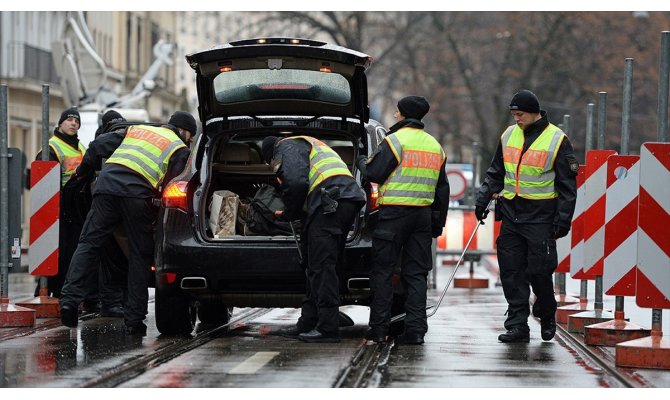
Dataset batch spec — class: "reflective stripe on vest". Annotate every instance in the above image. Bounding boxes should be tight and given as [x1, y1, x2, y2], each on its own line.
[378, 128, 445, 206]
[106, 125, 186, 189]
[501, 123, 565, 200]
[283, 136, 353, 195]
[49, 136, 86, 187]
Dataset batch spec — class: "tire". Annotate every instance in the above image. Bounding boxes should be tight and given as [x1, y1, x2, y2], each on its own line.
[155, 289, 196, 335]
[197, 300, 232, 325]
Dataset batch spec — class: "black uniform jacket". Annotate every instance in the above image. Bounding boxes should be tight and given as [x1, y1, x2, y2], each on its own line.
[273, 138, 366, 224]
[476, 111, 578, 229]
[363, 119, 450, 234]
[75, 125, 190, 199]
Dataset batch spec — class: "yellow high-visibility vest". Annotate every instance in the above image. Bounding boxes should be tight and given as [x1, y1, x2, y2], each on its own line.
[49, 136, 86, 187]
[501, 123, 566, 200]
[106, 125, 186, 189]
[283, 136, 353, 194]
[378, 127, 445, 206]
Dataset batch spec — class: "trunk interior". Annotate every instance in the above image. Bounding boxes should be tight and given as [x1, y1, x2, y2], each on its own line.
[201, 132, 358, 241]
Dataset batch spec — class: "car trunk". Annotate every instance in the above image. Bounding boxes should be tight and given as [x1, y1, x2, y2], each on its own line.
[200, 126, 360, 241]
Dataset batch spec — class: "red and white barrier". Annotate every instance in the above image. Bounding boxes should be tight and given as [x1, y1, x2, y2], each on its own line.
[636, 143, 670, 309]
[28, 160, 60, 277]
[603, 155, 640, 296]
[436, 209, 500, 253]
[569, 166, 589, 279]
[584, 150, 617, 277]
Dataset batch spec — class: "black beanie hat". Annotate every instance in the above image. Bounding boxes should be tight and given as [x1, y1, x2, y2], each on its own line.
[168, 111, 197, 135]
[397, 96, 430, 120]
[101, 110, 125, 127]
[261, 136, 279, 164]
[58, 107, 80, 125]
[509, 90, 540, 113]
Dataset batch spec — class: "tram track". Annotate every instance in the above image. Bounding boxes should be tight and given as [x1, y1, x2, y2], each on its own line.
[333, 338, 394, 388]
[554, 322, 654, 388]
[80, 307, 271, 388]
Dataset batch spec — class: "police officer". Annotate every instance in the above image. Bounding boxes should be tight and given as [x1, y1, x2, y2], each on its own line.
[34, 107, 99, 310]
[475, 90, 578, 343]
[59, 111, 194, 335]
[359, 96, 450, 345]
[261, 135, 365, 343]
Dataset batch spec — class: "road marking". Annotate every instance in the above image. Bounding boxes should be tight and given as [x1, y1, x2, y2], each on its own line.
[228, 351, 280, 374]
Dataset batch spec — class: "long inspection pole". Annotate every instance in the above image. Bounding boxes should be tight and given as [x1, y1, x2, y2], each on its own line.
[391, 196, 496, 323]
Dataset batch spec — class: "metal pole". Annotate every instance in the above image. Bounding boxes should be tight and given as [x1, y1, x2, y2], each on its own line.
[586, 103, 595, 155]
[38, 85, 49, 294]
[597, 92, 607, 150]
[622, 58, 634, 155]
[657, 31, 670, 142]
[579, 104, 595, 304]
[0, 85, 9, 299]
[595, 92, 608, 311]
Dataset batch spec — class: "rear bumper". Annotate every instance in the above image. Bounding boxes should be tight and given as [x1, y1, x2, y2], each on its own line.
[155, 209, 373, 307]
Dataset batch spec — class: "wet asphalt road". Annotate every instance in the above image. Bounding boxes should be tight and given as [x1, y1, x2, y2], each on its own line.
[2, 259, 670, 390]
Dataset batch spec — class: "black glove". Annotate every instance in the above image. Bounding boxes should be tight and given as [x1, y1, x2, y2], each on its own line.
[474, 205, 489, 222]
[554, 225, 570, 239]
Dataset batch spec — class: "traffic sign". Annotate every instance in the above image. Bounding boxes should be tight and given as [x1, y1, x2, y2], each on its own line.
[446, 170, 467, 201]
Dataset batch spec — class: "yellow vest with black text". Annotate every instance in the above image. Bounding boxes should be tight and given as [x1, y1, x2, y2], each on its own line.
[49, 136, 86, 187]
[501, 123, 566, 200]
[283, 136, 353, 195]
[105, 125, 186, 189]
[378, 128, 445, 206]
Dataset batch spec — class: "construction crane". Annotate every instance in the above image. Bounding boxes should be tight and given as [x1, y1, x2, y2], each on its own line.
[51, 11, 174, 146]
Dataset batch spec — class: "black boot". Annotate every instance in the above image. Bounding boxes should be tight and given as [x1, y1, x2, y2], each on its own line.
[275, 325, 311, 338]
[541, 316, 556, 341]
[498, 327, 530, 343]
[298, 329, 340, 343]
[60, 305, 78, 328]
[365, 328, 387, 343]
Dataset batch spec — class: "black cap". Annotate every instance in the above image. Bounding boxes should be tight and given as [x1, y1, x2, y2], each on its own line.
[58, 107, 80, 125]
[261, 136, 279, 164]
[101, 110, 126, 130]
[509, 90, 540, 113]
[397, 96, 430, 120]
[168, 111, 197, 135]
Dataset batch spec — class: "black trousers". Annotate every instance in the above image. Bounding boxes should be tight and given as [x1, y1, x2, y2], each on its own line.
[296, 200, 359, 336]
[496, 217, 558, 330]
[368, 207, 432, 336]
[46, 215, 84, 298]
[61, 194, 156, 327]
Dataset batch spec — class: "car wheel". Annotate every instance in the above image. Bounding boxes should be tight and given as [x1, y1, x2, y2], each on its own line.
[198, 300, 232, 325]
[155, 289, 196, 335]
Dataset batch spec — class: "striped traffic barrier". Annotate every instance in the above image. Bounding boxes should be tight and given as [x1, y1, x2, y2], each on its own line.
[557, 166, 595, 324]
[15, 160, 61, 318]
[436, 207, 499, 288]
[616, 142, 670, 369]
[585, 155, 651, 345]
[568, 150, 616, 333]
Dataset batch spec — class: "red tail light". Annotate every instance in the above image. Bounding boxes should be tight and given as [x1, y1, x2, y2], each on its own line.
[162, 180, 188, 212]
[369, 183, 379, 212]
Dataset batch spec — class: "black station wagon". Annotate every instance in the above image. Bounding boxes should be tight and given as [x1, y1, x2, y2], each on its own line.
[154, 38, 392, 335]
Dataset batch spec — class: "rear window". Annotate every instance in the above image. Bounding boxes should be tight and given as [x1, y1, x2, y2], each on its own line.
[214, 69, 351, 104]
